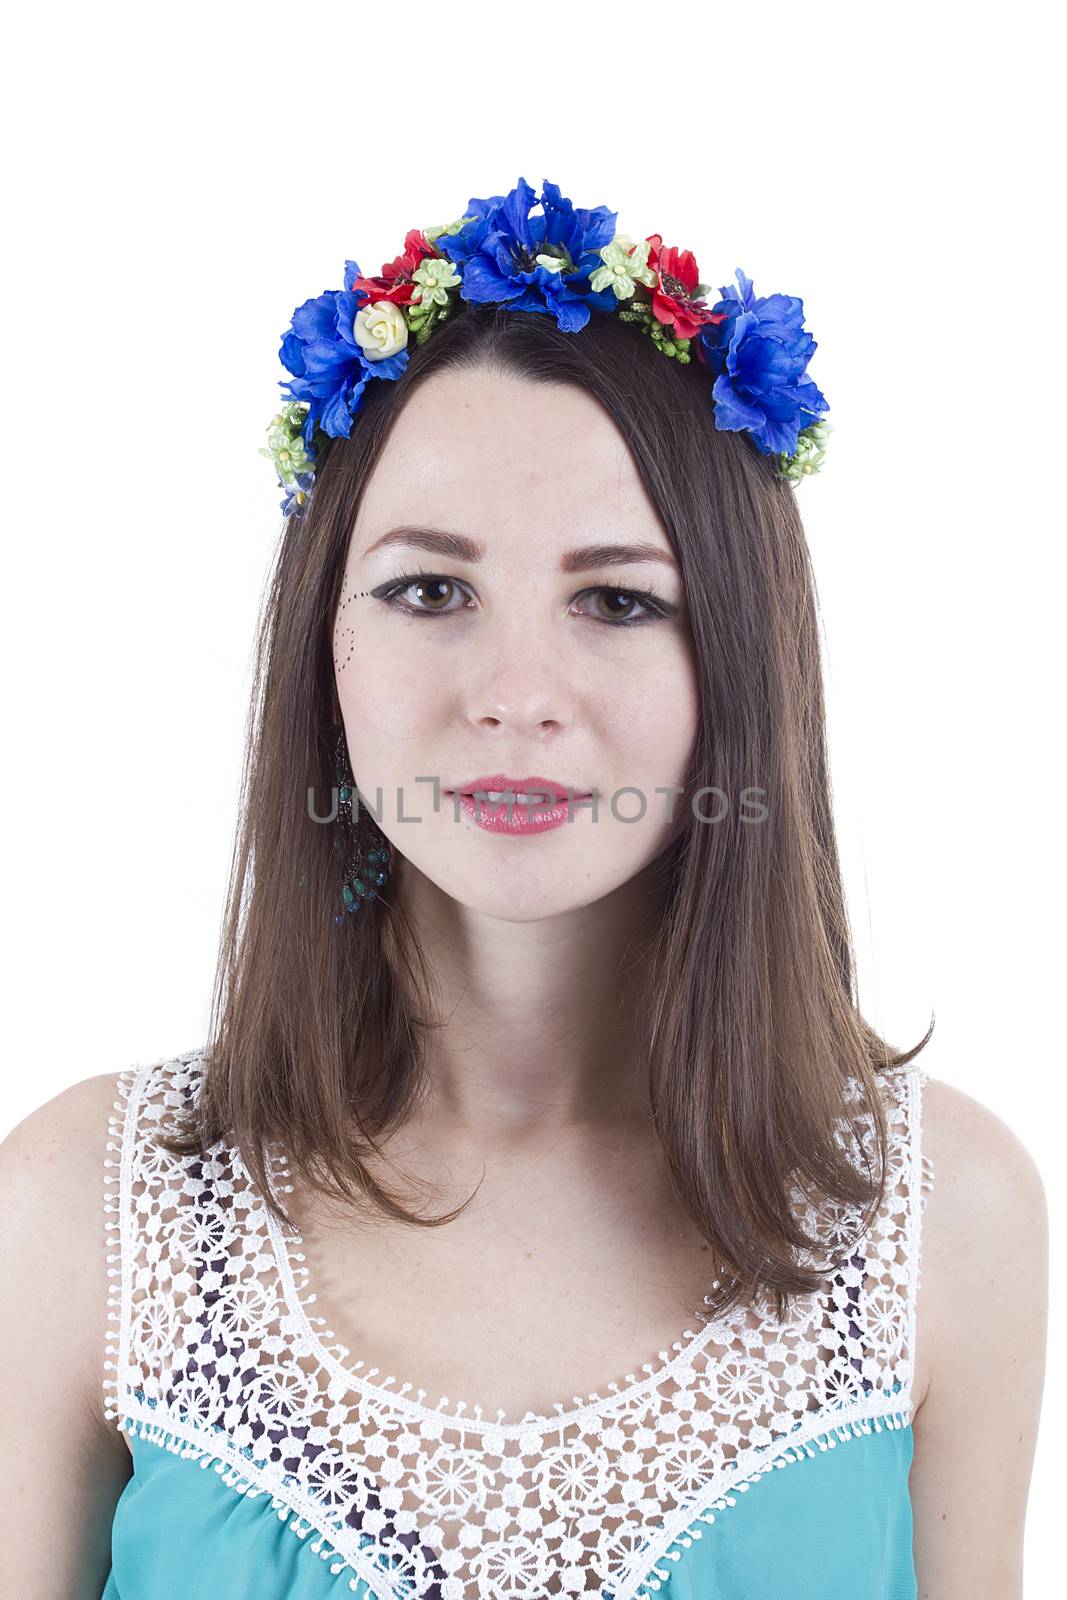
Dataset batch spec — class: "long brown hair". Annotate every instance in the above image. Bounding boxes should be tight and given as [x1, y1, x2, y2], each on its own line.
[158, 300, 933, 1323]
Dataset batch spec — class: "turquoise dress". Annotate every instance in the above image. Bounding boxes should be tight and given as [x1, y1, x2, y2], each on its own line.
[101, 1052, 932, 1599]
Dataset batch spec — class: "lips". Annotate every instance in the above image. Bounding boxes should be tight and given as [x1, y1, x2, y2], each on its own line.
[447, 772, 592, 802]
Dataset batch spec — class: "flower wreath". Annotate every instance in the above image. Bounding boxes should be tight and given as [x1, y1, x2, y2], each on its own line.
[262, 176, 831, 517]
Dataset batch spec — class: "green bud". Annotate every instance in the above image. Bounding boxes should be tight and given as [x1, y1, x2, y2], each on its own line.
[776, 419, 832, 484]
[261, 402, 315, 486]
[423, 215, 473, 245]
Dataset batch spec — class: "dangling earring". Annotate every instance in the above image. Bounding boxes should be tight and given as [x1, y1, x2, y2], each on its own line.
[333, 730, 391, 925]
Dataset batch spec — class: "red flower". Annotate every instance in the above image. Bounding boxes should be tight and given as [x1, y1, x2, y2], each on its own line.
[348, 228, 438, 306]
[644, 234, 726, 340]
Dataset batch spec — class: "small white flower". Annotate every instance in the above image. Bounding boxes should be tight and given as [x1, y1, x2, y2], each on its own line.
[353, 299, 409, 360]
[411, 255, 461, 307]
[590, 234, 658, 301]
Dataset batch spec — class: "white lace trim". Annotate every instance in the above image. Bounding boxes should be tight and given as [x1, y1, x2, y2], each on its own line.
[103, 1052, 931, 1600]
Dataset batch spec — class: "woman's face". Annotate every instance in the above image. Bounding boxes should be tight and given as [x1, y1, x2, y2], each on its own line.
[334, 365, 700, 921]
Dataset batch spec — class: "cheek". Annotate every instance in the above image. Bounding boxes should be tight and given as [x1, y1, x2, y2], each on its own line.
[331, 604, 441, 748]
[598, 640, 700, 781]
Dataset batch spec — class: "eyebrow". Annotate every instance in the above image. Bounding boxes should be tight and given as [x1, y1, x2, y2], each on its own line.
[361, 524, 679, 573]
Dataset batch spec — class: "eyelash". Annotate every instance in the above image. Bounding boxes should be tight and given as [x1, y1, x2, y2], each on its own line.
[370, 568, 677, 628]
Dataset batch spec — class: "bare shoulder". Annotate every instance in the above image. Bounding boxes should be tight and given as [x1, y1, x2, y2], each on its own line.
[0, 1071, 136, 1592]
[0, 1070, 131, 1444]
[911, 1070, 1048, 1596]
[918, 1073, 1048, 1308]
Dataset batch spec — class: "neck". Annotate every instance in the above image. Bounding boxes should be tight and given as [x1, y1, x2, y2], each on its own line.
[386, 861, 668, 1154]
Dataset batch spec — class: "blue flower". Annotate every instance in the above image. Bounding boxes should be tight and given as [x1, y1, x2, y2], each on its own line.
[280, 472, 315, 517]
[435, 177, 620, 332]
[697, 269, 828, 458]
[278, 260, 409, 447]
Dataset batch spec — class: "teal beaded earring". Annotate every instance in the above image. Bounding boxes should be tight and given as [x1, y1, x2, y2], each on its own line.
[333, 729, 391, 924]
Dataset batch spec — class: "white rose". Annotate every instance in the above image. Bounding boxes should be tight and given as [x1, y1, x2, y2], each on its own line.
[353, 300, 408, 361]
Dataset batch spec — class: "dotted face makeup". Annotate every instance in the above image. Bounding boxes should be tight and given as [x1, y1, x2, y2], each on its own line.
[333, 574, 374, 672]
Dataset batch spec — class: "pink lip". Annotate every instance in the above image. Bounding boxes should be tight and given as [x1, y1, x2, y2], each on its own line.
[445, 774, 592, 835]
[447, 773, 592, 801]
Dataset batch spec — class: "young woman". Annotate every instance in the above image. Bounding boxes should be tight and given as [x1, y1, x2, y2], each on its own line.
[1, 178, 1047, 1598]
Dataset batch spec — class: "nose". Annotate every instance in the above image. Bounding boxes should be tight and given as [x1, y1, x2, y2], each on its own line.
[460, 609, 577, 735]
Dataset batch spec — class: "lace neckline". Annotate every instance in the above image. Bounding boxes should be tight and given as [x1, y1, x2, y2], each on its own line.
[262, 1137, 744, 1440]
[106, 1051, 927, 1600]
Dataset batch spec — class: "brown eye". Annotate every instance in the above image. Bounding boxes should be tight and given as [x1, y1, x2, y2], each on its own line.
[402, 577, 463, 612]
[574, 586, 669, 626]
[372, 572, 476, 618]
[592, 589, 643, 623]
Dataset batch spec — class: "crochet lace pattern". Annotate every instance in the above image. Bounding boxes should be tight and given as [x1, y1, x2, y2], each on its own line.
[102, 1051, 934, 1599]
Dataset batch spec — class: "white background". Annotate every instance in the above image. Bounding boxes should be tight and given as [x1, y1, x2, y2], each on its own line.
[1, 1, 1061, 1581]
